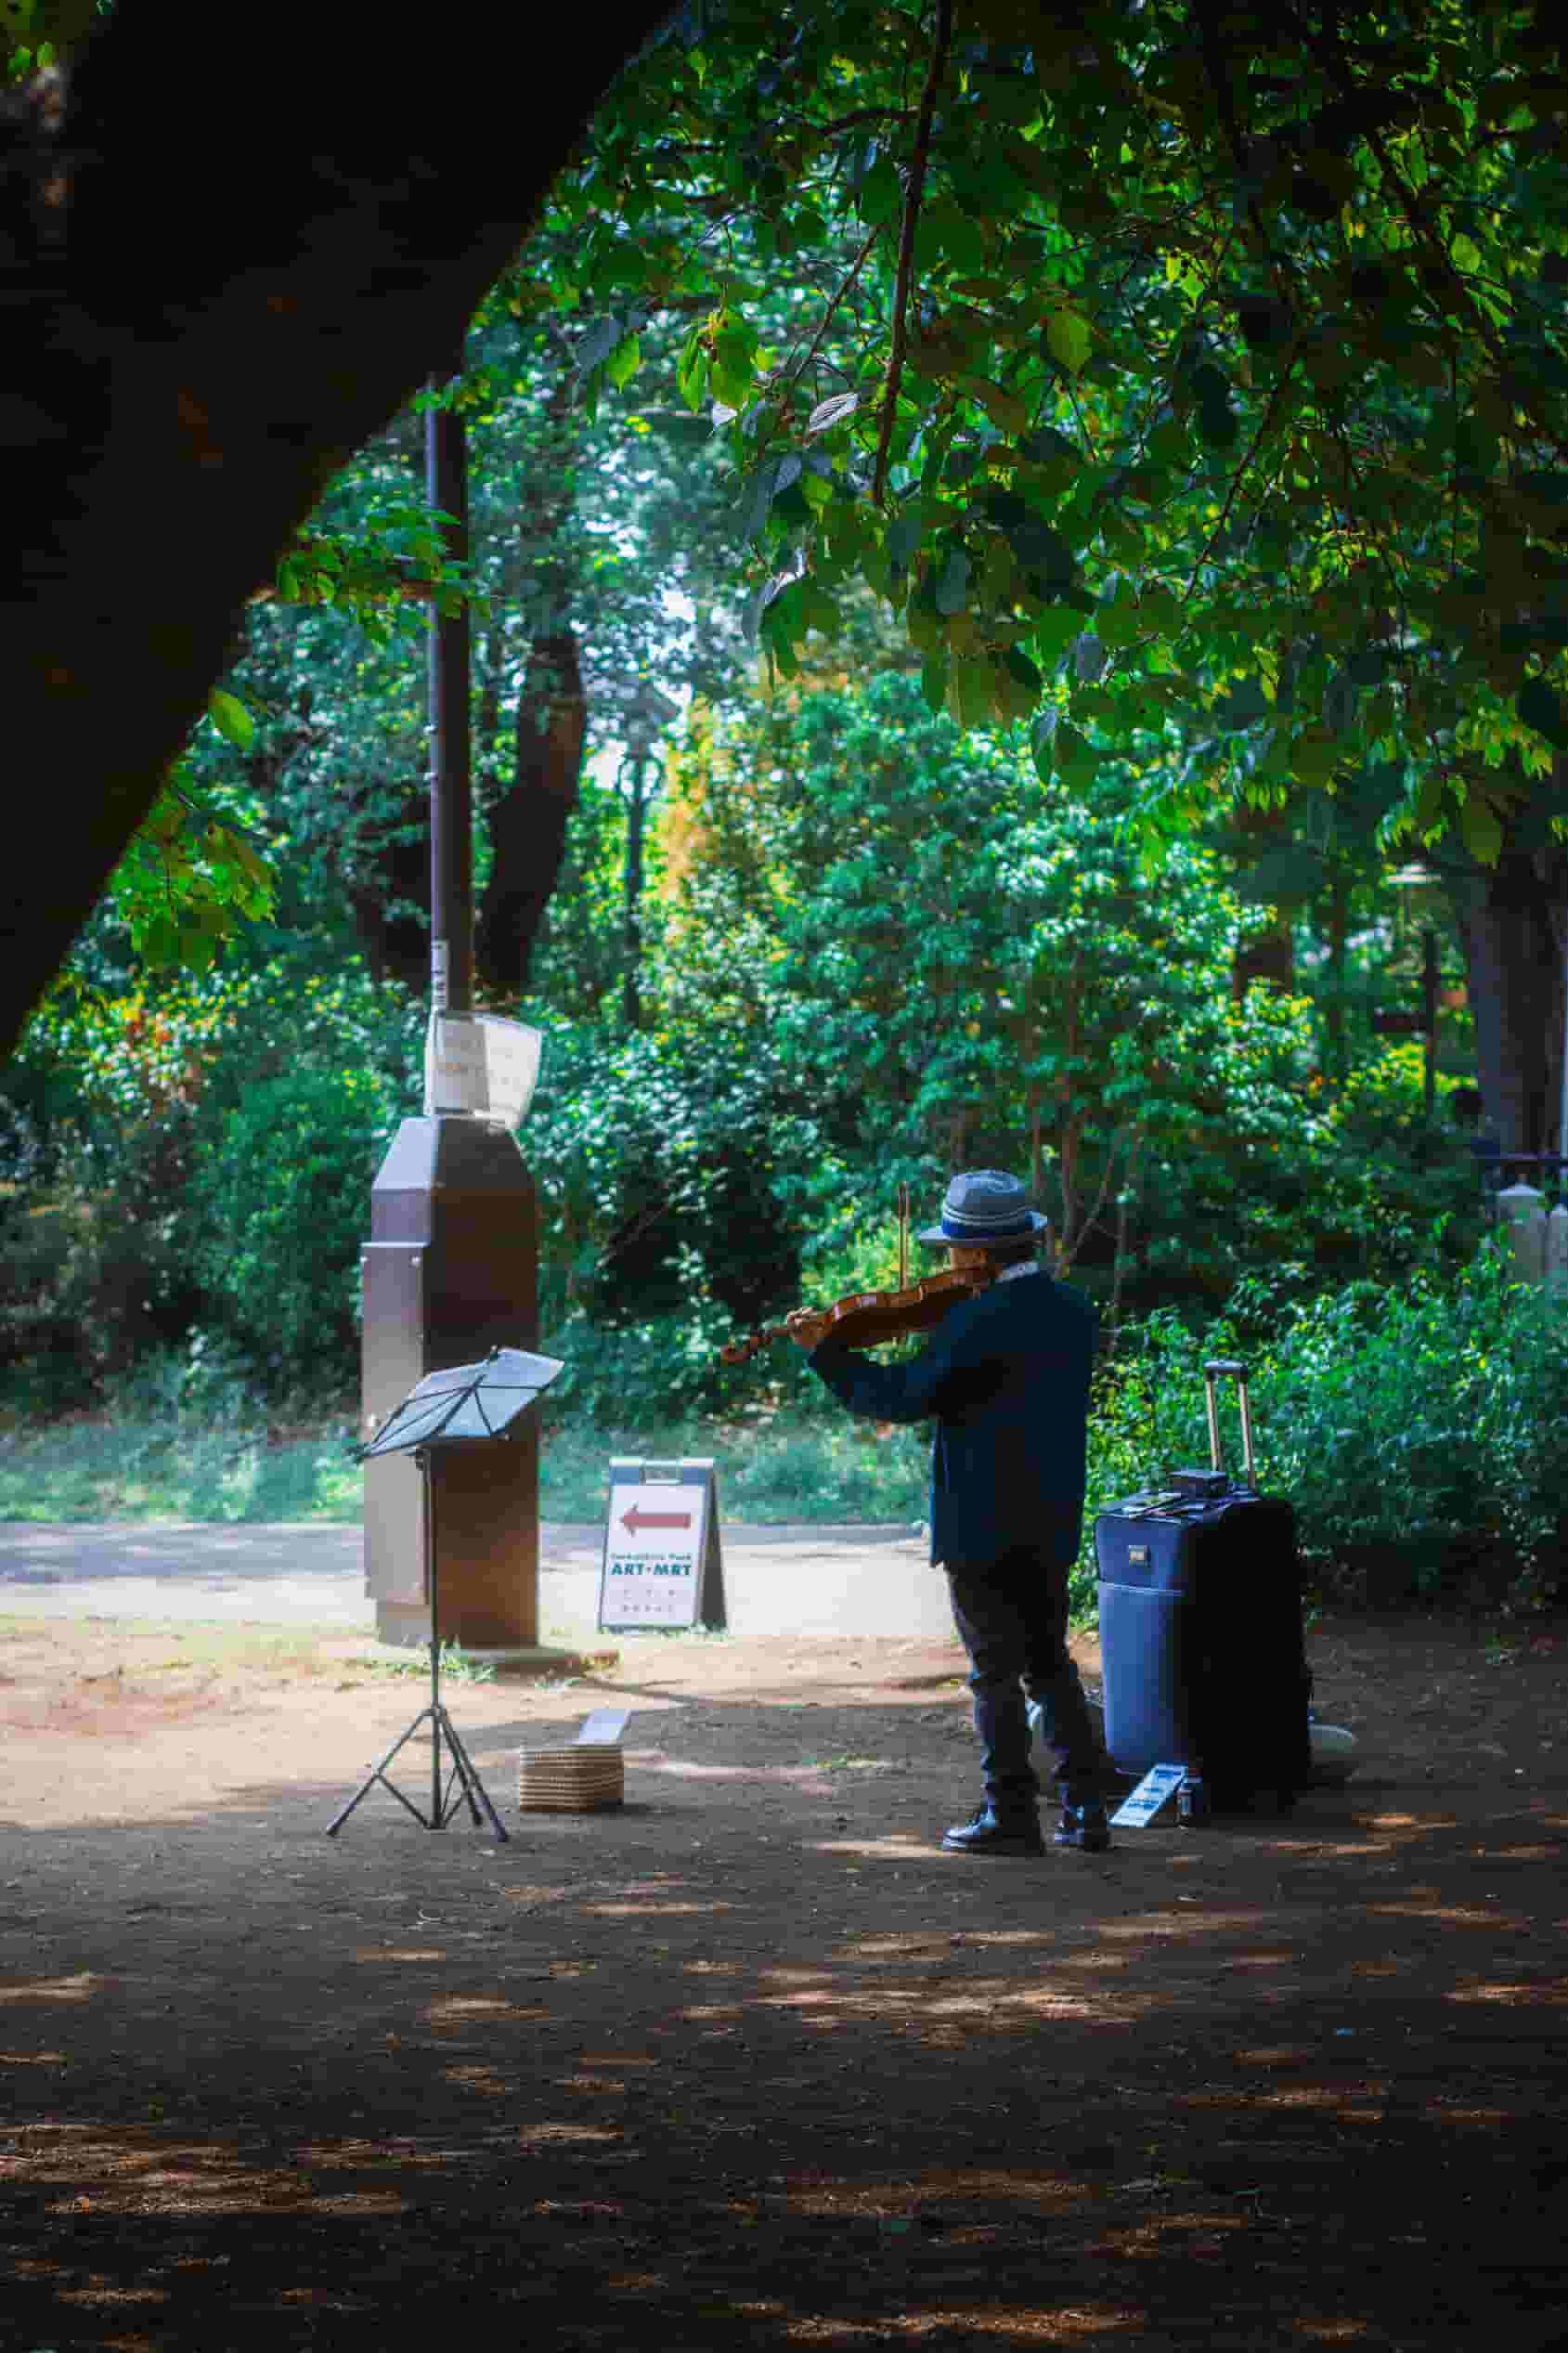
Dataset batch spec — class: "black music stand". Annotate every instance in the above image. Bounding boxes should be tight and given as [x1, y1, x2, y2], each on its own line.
[327, 1346, 564, 1844]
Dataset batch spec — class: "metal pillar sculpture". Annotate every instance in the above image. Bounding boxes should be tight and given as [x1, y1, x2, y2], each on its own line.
[360, 350, 540, 1649]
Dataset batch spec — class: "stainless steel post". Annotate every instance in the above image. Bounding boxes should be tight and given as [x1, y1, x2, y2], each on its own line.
[427, 357, 472, 1018]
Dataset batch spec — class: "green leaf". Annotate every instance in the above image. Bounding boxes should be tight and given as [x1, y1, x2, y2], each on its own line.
[1030, 708, 1058, 782]
[934, 547, 970, 618]
[857, 154, 903, 226]
[677, 329, 708, 413]
[993, 647, 1041, 723]
[735, 471, 774, 545]
[1055, 721, 1095, 783]
[1044, 310, 1092, 375]
[1031, 607, 1082, 668]
[1147, 420, 1188, 468]
[946, 653, 995, 732]
[1021, 425, 1078, 466]
[1073, 631, 1106, 682]
[959, 375, 1030, 434]
[575, 315, 625, 374]
[606, 333, 641, 391]
[137, 914, 180, 967]
[797, 581, 842, 640]
[710, 353, 754, 411]
[1459, 795, 1504, 864]
[1289, 728, 1342, 784]
[1006, 515, 1075, 585]
[207, 690, 254, 751]
[1138, 585, 1183, 635]
[887, 514, 923, 569]
[1214, 678, 1269, 732]
[920, 654, 950, 714]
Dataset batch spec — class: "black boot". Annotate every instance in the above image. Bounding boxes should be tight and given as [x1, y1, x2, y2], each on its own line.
[1054, 1799, 1112, 1852]
[941, 1805, 1044, 1856]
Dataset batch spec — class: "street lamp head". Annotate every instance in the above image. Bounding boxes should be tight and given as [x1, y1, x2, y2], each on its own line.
[617, 681, 679, 755]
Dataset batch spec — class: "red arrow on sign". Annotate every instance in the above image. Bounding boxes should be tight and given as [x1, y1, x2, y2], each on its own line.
[621, 1505, 693, 1534]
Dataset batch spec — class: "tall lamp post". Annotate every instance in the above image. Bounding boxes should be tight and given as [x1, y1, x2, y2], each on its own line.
[427, 355, 472, 1021]
[616, 682, 678, 1029]
[358, 355, 545, 1656]
[1387, 864, 1442, 1123]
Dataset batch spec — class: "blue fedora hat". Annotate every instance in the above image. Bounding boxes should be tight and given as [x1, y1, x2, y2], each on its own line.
[917, 1169, 1049, 1245]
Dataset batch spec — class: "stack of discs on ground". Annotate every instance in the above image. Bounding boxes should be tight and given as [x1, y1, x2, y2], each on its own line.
[517, 1744, 624, 1814]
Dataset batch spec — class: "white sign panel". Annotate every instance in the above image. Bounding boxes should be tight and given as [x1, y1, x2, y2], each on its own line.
[577, 1709, 630, 1747]
[424, 1014, 542, 1127]
[598, 1460, 725, 1632]
[1109, 1762, 1186, 1829]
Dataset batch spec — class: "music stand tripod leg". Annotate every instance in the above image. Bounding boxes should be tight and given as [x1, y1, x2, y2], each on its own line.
[434, 1707, 509, 1841]
[326, 1710, 438, 1836]
[425, 1453, 508, 1840]
[326, 1441, 508, 1841]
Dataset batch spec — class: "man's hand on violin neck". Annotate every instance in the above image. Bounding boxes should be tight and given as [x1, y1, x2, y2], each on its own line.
[786, 1309, 833, 1351]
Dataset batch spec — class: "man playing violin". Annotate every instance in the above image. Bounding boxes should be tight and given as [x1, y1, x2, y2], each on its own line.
[788, 1170, 1109, 1857]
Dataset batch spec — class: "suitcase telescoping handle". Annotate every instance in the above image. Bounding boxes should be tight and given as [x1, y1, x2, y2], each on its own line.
[1202, 1358, 1257, 1488]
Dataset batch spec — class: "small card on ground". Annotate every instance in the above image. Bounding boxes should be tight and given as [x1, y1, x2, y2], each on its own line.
[576, 1710, 630, 1747]
[1110, 1762, 1186, 1828]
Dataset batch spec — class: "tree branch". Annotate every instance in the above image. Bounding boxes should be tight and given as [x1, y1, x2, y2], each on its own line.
[871, 0, 952, 510]
[778, 221, 881, 415]
[1182, 348, 1302, 601]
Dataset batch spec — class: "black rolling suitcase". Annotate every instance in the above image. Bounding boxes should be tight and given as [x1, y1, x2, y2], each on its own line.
[1095, 1358, 1312, 1818]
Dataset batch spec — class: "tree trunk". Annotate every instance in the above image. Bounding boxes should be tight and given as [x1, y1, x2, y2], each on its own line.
[0, 2, 671, 1066]
[474, 630, 588, 1003]
[1232, 918, 1296, 1002]
[344, 779, 434, 995]
[621, 748, 655, 1031]
[1324, 867, 1349, 1082]
[1451, 840, 1568, 1157]
[1230, 806, 1297, 1001]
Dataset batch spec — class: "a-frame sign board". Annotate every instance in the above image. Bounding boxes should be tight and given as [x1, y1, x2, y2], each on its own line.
[598, 1458, 727, 1632]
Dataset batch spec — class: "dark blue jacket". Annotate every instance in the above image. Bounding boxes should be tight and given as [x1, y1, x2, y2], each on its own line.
[808, 1271, 1097, 1571]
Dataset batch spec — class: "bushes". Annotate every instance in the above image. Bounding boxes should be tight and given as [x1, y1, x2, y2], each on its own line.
[1085, 1248, 1568, 1611]
[0, 958, 421, 1413]
[0, 1095, 204, 1416]
[521, 1020, 827, 1344]
[184, 1064, 399, 1397]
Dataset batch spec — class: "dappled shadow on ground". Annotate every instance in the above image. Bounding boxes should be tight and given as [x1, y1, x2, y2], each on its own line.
[0, 1615, 1565, 2346]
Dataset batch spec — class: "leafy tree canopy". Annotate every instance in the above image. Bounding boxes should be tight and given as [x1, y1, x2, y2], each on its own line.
[538, 0, 1568, 864]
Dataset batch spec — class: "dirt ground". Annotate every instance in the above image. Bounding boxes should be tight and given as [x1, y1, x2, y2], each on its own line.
[0, 1608, 1564, 2352]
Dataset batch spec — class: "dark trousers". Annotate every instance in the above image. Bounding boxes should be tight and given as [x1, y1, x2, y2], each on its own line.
[947, 1548, 1102, 1814]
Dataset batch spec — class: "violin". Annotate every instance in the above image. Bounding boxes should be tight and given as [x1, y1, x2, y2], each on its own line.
[718, 1266, 990, 1367]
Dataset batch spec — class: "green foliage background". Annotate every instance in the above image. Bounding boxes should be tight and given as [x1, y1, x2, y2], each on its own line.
[6, 0, 1566, 1616]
